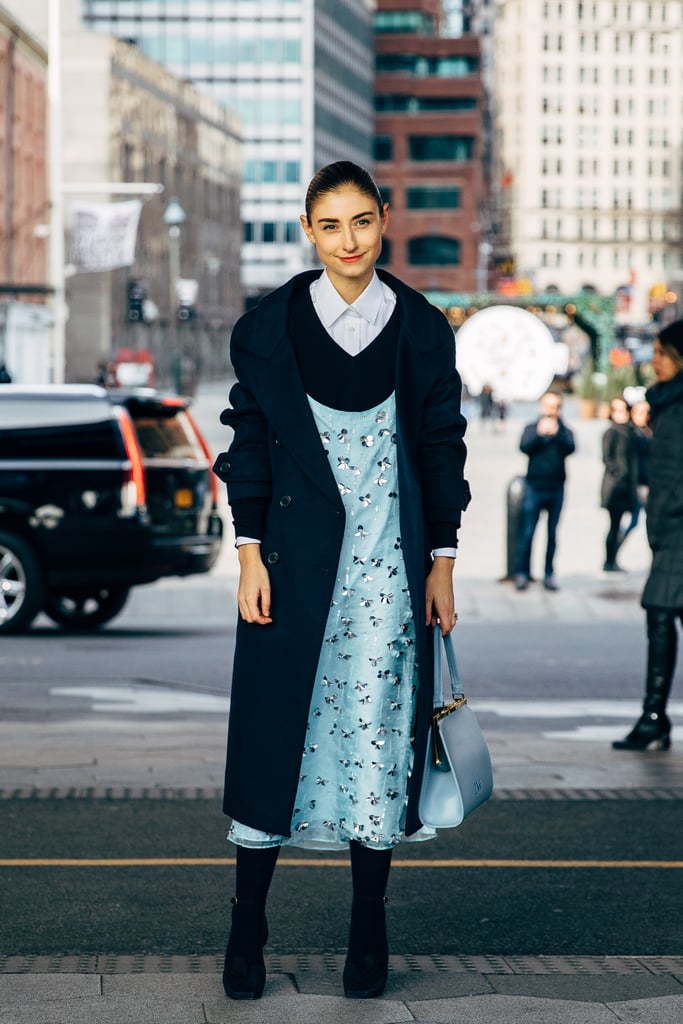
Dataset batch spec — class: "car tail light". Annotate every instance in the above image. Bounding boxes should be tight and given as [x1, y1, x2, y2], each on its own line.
[185, 408, 219, 506]
[114, 406, 146, 516]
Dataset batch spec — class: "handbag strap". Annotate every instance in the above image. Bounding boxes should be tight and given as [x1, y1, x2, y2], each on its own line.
[432, 627, 464, 707]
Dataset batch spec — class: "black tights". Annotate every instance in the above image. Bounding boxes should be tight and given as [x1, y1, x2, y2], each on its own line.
[234, 845, 279, 906]
[605, 507, 626, 565]
[349, 840, 393, 901]
[233, 839, 392, 906]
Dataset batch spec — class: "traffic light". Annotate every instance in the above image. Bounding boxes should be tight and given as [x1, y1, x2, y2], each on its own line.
[127, 279, 146, 322]
[176, 278, 198, 322]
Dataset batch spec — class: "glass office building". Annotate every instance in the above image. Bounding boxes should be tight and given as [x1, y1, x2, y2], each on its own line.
[82, 0, 375, 299]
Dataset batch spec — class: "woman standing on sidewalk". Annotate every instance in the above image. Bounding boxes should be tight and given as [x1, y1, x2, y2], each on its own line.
[600, 396, 638, 572]
[214, 161, 469, 1000]
[613, 321, 683, 751]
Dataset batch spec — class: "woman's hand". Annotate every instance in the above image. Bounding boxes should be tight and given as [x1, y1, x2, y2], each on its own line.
[425, 556, 457, 635]
[237, 544, 273, 625]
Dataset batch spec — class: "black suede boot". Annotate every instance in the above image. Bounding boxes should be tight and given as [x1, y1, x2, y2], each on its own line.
[613, 608, 675, 751]
[343, 841, 392, 998]
[343, 895, 389, 998]
[222, 845, 279, 1000]
[222, 897, 268, 999]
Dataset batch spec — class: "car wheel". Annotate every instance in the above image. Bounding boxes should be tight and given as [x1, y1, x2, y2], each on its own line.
[0, 531, 44, 635]
[44, 586, 131, 631]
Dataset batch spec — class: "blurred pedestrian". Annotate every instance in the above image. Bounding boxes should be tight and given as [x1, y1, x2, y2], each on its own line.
[618, 399, 652, 546]
[479, 383, 494, 430]
[214, 161, 470, 1000]
[493, 395, 508, 433]
[614, 321, 683, 751]
[0, 363, 12, 383]
[514, 391, 576, 591]
[600, 396, 638, 572]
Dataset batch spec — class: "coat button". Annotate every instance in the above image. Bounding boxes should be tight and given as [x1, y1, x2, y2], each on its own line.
[279, 495, 293, 508]
[266, 551, 280, 564]
[219, 460, 230, 473]
[274, 438, 283, 447]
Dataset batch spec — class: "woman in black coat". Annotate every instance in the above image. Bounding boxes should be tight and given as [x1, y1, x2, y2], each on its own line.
[613, 320, 683, 750]
[214, 162, 469, 1000]
[600, 396, 638, 571]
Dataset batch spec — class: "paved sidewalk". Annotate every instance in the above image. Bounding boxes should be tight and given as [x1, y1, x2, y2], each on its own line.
[1, 960, 682, 1023]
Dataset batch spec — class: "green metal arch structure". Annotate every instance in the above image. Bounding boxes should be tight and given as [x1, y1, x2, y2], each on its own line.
[422, 291, 615, 370]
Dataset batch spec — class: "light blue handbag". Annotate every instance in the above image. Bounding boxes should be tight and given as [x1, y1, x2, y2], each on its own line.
[418, 628, 493, 828]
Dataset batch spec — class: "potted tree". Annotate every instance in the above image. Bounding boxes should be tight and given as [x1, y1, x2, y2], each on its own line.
[573, 358, 602, 418]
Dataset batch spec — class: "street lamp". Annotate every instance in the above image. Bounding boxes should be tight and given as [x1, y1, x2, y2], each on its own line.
[163, 197, 186, 392]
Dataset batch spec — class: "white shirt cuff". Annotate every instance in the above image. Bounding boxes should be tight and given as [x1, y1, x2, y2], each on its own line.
[432, 547, 457, 558]
[235, 536, 261, 547]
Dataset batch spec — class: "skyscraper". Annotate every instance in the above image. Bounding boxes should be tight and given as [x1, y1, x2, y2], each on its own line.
[82, 0, 375, 304]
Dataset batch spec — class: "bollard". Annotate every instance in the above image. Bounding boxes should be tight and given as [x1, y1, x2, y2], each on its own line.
[504, 475, 527, 581]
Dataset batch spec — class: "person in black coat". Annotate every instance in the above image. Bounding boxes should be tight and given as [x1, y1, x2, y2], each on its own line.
[618, 399, 652, 546]
[600, 396, 638, 571]
[213, 162, 469, 1000]
[613, 320, 683, 751]
[514, 391, 576, 591]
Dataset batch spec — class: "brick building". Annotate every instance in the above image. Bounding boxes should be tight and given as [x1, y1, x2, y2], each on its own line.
[0, 6, 48, 293]
[374, 0, 489, 293]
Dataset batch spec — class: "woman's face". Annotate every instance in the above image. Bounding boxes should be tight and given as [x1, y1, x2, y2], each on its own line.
[300, 186, 388, 299]
[630, 401, 650, 427]
[610, 399, 630, 423]
[652, 338, 681, 382]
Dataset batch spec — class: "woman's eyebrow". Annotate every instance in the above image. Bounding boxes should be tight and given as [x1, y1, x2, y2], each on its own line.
[316, 210, 376, 224]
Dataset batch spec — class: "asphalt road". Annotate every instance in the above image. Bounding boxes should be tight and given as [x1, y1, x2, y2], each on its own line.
[1, 796, 681, 958]
[0, 620, 657, 709]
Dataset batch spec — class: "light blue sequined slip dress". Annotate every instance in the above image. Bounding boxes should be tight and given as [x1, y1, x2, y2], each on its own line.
[229, 393, 434, 850]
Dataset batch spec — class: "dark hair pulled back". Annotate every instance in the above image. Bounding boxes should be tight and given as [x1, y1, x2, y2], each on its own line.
[305, 161, 384, 221]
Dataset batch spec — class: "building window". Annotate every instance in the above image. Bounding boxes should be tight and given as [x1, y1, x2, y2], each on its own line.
[375, 53, 478, 76]
[408, 135, 474, 161]
[374, 136, 394, 161]
[374, 94, 476, 113]
[378, 186, 392, 206]
[374, 11, 434, 34]
[406, 186, 461, 209]
[262, 222, 276, 243]
[408, 235, 460, 265]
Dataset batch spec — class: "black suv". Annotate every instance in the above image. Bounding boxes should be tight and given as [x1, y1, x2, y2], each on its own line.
[0, 385, 222, 633]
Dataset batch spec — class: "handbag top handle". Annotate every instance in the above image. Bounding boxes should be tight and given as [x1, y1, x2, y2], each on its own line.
[433, 628, 464, 707]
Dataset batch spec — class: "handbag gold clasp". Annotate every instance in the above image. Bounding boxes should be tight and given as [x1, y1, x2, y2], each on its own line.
[431, 696, 467, 767]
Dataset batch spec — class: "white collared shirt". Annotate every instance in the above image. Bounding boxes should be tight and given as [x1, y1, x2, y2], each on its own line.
[309, 269, 396, 355]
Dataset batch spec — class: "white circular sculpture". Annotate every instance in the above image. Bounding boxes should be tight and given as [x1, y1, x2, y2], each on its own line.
[455, 305, 558, 402]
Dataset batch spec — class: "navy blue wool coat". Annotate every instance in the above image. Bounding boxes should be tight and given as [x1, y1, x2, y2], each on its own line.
[214, 270, 470, 838]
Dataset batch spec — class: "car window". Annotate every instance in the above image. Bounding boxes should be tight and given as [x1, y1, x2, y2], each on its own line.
[0, 421, 121, 459]
[131, 411, 204, 461]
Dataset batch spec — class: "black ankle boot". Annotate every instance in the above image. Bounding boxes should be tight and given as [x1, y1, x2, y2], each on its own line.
[222, 897, 268, 1000]
[343, 897, 389, 999]
[612, 710, 671, 751]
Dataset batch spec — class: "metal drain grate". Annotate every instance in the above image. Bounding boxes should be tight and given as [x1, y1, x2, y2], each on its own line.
[1, 954, 682, 976]
[1, 787, 682, 802]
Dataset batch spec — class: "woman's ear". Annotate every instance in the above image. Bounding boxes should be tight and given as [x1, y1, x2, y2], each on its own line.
[300, 214, 315, 243]
[381, 202, 390, 233]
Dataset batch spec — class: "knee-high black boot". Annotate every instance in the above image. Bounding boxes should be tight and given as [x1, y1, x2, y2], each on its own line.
[613, 608, 676, 751]
[222, 845, 279, 1000]
[343, 841, 392, 999]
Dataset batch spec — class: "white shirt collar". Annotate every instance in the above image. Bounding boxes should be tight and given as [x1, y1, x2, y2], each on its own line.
[313, 270, 386, 329]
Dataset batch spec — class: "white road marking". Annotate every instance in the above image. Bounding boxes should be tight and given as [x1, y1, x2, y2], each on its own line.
[50, 684, 227, 715]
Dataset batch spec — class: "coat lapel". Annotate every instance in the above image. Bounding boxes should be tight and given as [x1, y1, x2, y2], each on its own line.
[243, 275, 343, 511]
